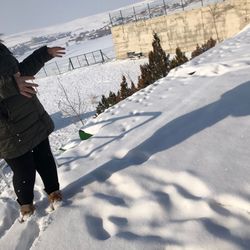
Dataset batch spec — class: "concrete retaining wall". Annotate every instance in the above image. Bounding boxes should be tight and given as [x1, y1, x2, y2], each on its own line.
[112, 0, 250, 59]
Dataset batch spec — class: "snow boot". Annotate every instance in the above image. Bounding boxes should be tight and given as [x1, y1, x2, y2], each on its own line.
[19, 204, 35, 222]
[48, 190, 63, 211]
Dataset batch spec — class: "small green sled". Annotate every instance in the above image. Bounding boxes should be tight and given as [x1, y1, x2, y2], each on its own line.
[79, 129, 93, 140]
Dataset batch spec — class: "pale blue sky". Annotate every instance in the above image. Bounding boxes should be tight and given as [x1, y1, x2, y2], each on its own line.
[0, 0, 144, 34]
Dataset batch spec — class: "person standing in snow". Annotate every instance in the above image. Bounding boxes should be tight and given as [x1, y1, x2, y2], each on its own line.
[0, 42, 65, 219]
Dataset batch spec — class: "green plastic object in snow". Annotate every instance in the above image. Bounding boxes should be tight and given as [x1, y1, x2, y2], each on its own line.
[79, 129, 93, 140]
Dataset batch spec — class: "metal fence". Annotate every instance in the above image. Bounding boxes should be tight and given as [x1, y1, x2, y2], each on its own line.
[109, 0, 223, 26]
[36, 49, 114, 78]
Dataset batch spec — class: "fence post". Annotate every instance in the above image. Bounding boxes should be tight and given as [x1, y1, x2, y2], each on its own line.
[133, 7, 138, 22]
[163, 0, 167, 15]
[119, 10, 124, 24]
[100, 50, 105, 63]
[102, 51, 110, 60]
[181, 0, 184, 11]
[84, 54, 89, 66]
[147, 3, 152, 18]
[109, 13, 113, 26]
[69, 58, 74, 70]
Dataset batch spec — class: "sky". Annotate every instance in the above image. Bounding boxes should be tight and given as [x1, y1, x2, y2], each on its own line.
[0, 0, 144, 35]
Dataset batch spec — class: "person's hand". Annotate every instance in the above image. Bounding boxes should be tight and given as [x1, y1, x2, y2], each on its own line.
[47, 47, 65, 58]
[14, 72, 38, 98]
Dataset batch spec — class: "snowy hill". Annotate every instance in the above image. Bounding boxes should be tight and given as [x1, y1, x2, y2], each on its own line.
[0, 24, 250, 250]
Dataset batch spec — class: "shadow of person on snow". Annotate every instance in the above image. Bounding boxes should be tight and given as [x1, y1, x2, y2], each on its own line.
[64, 80, 250, 187]
[62, 81, 250, 246]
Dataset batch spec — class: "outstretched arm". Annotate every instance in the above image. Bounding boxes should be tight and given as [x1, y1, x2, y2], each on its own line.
[19, 46, 65, 76]
[0, 46, 65, 100]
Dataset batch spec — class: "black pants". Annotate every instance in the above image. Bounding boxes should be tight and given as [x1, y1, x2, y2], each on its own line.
[5, 138, 60, 205]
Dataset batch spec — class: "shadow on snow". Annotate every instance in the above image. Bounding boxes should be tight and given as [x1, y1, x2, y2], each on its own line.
[62, 81, 250, 247]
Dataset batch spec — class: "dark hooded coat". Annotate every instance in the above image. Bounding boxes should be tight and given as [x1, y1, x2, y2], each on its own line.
[0, 43, 54, 159]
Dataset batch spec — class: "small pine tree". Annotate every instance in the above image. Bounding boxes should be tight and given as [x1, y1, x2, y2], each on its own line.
[170, 47, 188, 69]
[96, 76, 138, 115]
[137, 33, 170, 90]
[130, 81, 137, 93]
[137, 63, 154, 89]
[106, 91, 118, 107]
[117, 90, 121, 100]
[96, 91, 118, 114]
[191, 44, 203, 59]
[149, 33, 170, 79]
[120, 76, 131, 100]
[191, 38, 216, 59]
[202, 37, 216, 51]
[96, 95, 109, 114]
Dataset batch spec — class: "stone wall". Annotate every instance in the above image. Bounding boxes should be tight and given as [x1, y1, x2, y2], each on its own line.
[111, 0, 250, 59]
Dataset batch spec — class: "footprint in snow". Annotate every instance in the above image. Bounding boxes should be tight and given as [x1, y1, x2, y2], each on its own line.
[85, 215, 111, 240]
[135, 98, 143, 103]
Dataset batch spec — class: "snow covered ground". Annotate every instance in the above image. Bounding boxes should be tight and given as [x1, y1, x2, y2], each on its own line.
[37, 57, 147, 152]
[1, 24, 250, 250]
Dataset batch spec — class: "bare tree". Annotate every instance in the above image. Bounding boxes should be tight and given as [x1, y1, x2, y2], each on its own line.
[208, 3, 221, 42]
[57, 77, 86, 126]
[89, 93, 99, 105]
